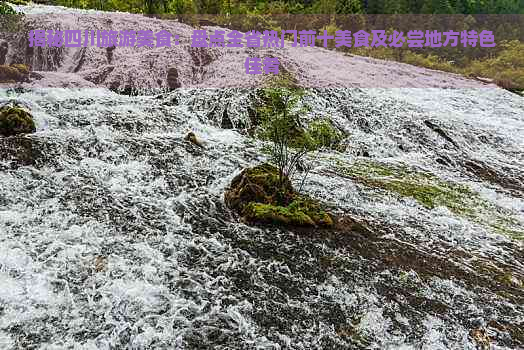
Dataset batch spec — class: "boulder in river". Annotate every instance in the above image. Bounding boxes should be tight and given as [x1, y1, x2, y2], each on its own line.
[225, 163, 333, 227]
[0, 63, 30, 83]
[167, 67, 180, 88]
[0, 104, 36, 137]
[0, 41, 8, 65]
[184, 132, 204, 148]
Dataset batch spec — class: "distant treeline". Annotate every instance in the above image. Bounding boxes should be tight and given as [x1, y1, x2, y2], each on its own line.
[2, 0, 522, 91]
[45, 0, 523, 15]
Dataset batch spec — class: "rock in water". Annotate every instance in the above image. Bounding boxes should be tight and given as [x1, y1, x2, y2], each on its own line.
[184, 132, 204, 148]
[0, 136, 37, 168]
[225, 163, 294, 211]
[0, 105, 36, 136]
[0, 64, 30, 83]
[106, 45, 115, 64]
[220, 106, 233, 129]
[224, 163, 333, 227]
[167, 67, 180, 88]
[424, 120, 458, 148]
[0, 41, 8, 65]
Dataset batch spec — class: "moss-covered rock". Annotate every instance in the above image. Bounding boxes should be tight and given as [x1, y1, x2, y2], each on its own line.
[242, 202, 316, 226]
[10, 63, 30, 75]
[0, 64, 30, 83]
[225, 163, 294, 211]
[242, 195, 333, 227]
[0, 65, 23, 82]
[0, 105, 36, 137]
[225, 163, 333, 228]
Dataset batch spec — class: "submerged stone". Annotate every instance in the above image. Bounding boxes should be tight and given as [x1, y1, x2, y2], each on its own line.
[0, 135, 34, 167]
[0, 105, 36, 137]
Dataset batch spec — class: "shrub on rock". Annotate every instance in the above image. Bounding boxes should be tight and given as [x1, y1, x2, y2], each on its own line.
[0, 105, 36, 136]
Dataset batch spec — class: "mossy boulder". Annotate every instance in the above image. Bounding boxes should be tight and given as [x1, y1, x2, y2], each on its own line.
[225, 163, 294, 211]
[10, 63, 29, 75]
[225, 163, 333, 228]
[0, 105, 36, 137]
[242, 196, 333, 227]
[0, 64, 30, 83]
[0, 65, 22, 82]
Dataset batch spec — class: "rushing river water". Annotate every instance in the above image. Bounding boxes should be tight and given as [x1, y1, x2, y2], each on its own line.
[1, 3, 524, 350]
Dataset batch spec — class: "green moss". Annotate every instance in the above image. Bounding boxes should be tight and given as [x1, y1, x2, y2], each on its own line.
[10, 63, 29, 75]
[336, 160, 523, 240]
[381, 179, 475, 215]
[340, 160, 475, 214]
[492, 270, 523, 290]
[0, 106, 36, 136]
[308, 118, 344, 150]
[287, 195, 334, 227]
[243, 202, 316, 226]
[225, 163, 294, 211]
[242, 195, 334, 228]
[0, 1, 16, 14]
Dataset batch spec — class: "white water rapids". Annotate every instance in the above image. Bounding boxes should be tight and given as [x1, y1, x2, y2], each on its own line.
[0, 3, 523, 350]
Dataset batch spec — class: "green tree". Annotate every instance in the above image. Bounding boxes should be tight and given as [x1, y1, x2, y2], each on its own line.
[256, 88, 315, 189]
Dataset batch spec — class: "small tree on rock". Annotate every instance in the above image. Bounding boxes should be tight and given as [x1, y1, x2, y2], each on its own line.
[256, 88, 316, 192]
